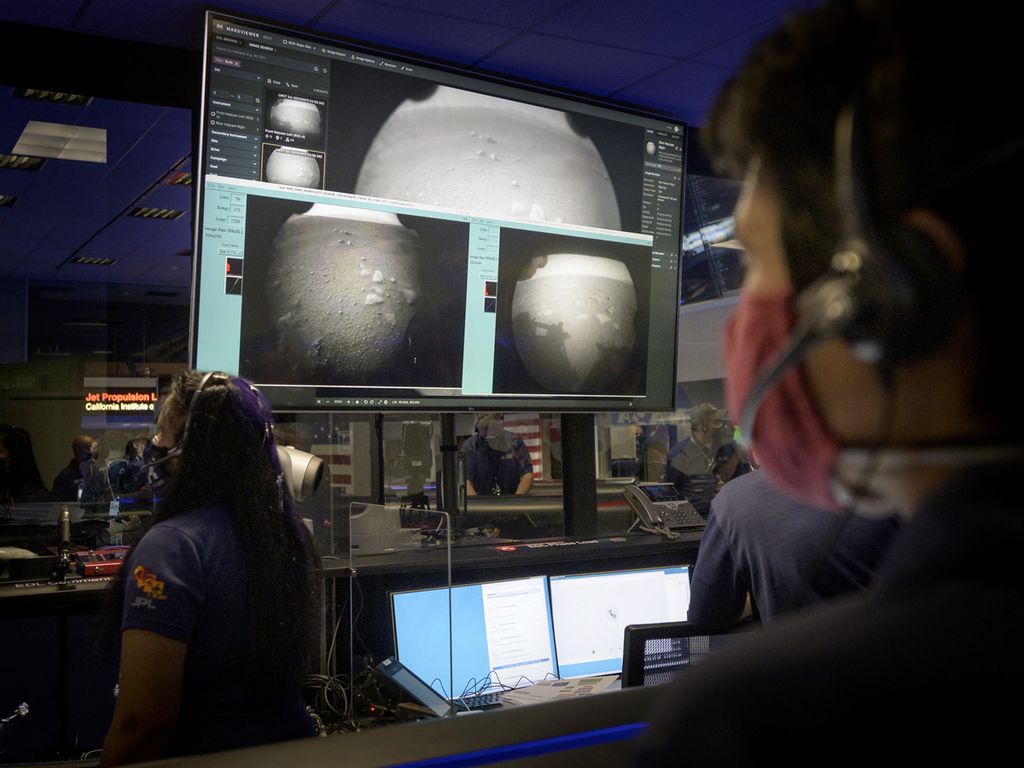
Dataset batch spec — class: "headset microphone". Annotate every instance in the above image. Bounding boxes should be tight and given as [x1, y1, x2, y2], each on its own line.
[140, 445, 181, 471]
[737, 267, 857, 444]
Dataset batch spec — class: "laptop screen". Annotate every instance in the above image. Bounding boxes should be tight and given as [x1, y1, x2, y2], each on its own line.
[391, 575, 557, 699]
[549, 566, 690, 679]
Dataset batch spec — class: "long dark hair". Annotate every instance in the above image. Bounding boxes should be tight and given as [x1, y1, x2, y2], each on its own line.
[100, 371, 321, 690]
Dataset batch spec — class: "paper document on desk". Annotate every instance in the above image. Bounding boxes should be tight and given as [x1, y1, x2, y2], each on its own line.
[501, 676, 618, 706]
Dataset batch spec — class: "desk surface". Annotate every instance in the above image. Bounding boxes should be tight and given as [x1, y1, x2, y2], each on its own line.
[327, 530, 702, 578]
[0, 531, 701, 611]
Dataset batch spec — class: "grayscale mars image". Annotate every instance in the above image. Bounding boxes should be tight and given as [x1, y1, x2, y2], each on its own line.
[353, 85, 621, 229]
[265, 204, 419, 379]
[265, 147, 321, 188]
[269, 97, 323, 139]
[239, 198, 468, 388]
[511, 253, 637, 393]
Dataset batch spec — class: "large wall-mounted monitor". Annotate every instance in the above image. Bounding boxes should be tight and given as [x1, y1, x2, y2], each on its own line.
[192, 11, 686, 411]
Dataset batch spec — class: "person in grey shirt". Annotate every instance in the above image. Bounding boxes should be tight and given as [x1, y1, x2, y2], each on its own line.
[688, 470, 900, 632]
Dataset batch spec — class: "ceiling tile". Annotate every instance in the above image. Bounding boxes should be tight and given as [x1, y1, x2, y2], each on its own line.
[0, 169, 38, 196]
[73, 0, 207, 48]
[0, 0, 82, 28]
[535, 0, 798, 58]
[479, 33, 677, 102]
[359, 0, 570, 28]
[614, 59, 734, 126]
[314, 0, 520, 64]
[689, 22, 775, 68]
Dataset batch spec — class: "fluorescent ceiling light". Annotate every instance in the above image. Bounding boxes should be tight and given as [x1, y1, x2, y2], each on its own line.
[69, 256, 117, 266]
[0, 195, 17, 207]
[12, 120, 107, 163]
[15, 88, 92, 106]
[128, 207, 184, 220]
[0, 153, 45, 171]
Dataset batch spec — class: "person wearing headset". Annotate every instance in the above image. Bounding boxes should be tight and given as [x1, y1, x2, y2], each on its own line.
[51, 434, 105, 503]
[663, 403, 730, 517]
[641, 1, 1023, 762]
[99, 371, 320, 765]
[461, 413, 534, 496]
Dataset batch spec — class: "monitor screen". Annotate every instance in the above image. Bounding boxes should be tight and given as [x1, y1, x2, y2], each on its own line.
[192, 11, 685, 411]
[549, 566, 690, 678]
[391, 575, 557, 699]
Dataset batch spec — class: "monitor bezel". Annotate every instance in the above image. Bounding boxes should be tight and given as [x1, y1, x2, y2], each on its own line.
[191, 9, 685, 413]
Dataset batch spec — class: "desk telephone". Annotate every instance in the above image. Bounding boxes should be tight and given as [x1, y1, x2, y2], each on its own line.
[624, 482, 705, 531]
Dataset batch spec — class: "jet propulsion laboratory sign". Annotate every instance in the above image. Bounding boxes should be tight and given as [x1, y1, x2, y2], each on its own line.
[81, 377, 160, 429]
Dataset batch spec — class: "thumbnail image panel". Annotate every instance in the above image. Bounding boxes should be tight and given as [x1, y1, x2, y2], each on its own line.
[264, 91, 326, 148]
[492, 229, 651, 396]
[322, 61, 645, 232]
[261, 145, 325, 189]
[238, 197, 469, 388]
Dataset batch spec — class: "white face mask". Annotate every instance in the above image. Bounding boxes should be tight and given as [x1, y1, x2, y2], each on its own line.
[834, 445, 1024, 519]
[484, 431, 512, 453]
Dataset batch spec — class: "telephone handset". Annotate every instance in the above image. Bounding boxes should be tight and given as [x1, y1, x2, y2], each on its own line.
[624, 482, 705, 531]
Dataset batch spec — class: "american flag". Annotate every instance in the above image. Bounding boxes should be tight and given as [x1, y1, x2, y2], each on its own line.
[310, 420, 353, 494]
[503, 412, 543, 480]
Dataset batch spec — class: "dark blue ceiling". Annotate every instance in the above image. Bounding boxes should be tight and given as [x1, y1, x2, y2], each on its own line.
[0, 0, 815, 293]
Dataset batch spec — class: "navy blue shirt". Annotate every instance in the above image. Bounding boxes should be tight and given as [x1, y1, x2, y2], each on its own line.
[641, 461, 1024, 764]
[663, 438, 718, 517]
[688, 470, 900, 631]
[461, 434, 533, 495]
[122, 506, 314, 756]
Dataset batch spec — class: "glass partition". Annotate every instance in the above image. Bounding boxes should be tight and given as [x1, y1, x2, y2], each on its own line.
[380, 412, 569, 542]
[594, 380, 756, 531]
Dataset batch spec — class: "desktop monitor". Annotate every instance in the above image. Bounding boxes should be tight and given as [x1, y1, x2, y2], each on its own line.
[192, 11, 686, 412]
[549, 566, 690, 678]
[390, 575, 557, 699]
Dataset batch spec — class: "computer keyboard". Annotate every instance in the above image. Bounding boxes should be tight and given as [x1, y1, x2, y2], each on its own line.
[457, 690, 504, 710]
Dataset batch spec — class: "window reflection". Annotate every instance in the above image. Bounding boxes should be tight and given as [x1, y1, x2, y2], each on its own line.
[595, 381, 756, 523]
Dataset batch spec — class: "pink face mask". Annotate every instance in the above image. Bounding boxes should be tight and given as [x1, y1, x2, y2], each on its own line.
[724, 290, 844, 510]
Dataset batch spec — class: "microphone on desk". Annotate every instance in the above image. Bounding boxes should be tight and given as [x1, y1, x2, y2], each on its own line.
[55, 505, 73, 583]
[59, 505, 71, 548]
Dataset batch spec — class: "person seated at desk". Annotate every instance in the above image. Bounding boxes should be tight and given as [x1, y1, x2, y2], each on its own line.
[107, 438, 150, 495]
[52, 434, 107, 504]
[461, 413, 533, 496]
[688, 470, 900, 633]
[663, 403, 729, 517]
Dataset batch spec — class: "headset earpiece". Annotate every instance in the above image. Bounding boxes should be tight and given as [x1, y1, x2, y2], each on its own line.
[826, 102, 962, 366]
[177, 372, 229, 451]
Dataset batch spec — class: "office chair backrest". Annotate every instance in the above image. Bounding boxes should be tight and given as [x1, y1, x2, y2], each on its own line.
[621, 621, 746, 688]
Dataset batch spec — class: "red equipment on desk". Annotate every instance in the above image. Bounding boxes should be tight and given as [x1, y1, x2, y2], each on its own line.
[76, 546, 129, 577]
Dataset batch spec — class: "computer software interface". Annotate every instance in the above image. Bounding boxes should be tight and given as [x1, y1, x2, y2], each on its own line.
[549, 566, 690, 678]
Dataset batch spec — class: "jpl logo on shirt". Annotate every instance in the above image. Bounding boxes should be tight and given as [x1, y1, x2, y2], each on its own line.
[131, 596, 158, 610]
[133, 565, 168, 601]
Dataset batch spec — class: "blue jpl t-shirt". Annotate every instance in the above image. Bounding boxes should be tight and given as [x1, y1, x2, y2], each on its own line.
[122, 506, 314, 756]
